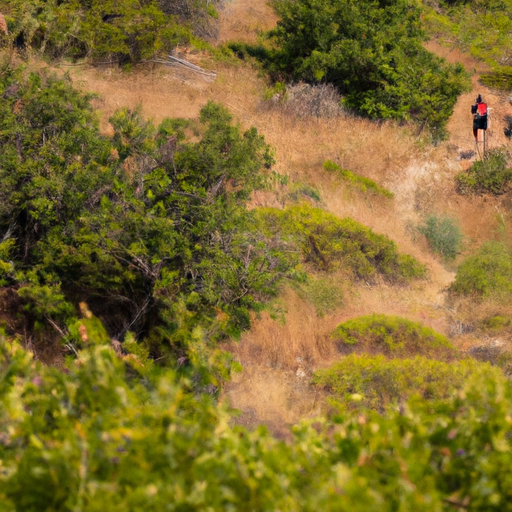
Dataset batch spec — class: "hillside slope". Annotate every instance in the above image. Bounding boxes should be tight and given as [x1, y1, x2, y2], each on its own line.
[45, 0, 512, 431]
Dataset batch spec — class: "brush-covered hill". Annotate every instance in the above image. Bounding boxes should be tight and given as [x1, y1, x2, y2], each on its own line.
[3, 0, 512, 510]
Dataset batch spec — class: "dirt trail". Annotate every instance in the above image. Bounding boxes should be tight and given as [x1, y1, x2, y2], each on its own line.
[426, 41, 512, 154]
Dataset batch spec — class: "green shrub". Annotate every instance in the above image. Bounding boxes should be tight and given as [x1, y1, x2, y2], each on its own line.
[331, 314, 455, 360]
[417, 214, 464, 260]
[323, 160, 394, 198]
[268, 0, 469, 137]
[0, 67, 291, 384]
[287, 182, 322, 203]
[482, 315, 512, 330]
[8, 0, 217, 63]
[312, 354, 483, 410]
[451, 241, 512, 297]
[257, 204, 426, 281]
[300, 276, 344, 316]
[456, 148, 512, 195]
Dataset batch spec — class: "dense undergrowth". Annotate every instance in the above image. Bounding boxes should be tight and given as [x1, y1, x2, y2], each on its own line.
[4, 0, 221, 63]
[2, 335, 512, 511]
[425, 0, 512, 90]
[331, 314, 456, 360]
[0, 66, 290, 388]
[451, 241, 512, 298]
[456, 148, 512, 195]
[313, 354, 483, 411]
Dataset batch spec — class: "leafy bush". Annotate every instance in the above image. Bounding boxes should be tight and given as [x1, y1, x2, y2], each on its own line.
[257, 204, 426, 281]
[323, 160, 394, 198]
[0, 66, 291, 383]
[331, 314, 455, 360]
[7, 0, 217, 63]
[313, 354, 482, 410]
[451, 241, 512, 297]
[417, 214, 464, 260]
[268, 0, 469, 137]
[2, 335, 512, 510]
[456, 148, 512, 195]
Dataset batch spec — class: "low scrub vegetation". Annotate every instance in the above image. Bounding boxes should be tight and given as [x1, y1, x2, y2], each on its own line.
[451, 241, 512, 298]
[257, 204, 426, 280]
[323, 160, 394, 198]
[299, 275, 344, 317]
[417, 214, 464, 260]
[313, 354, 485, 411]
[425, 0, 512, 75]
[331, 314, 455, 360]
[456, 148, 512, 195]
[267, 0, 469, 138]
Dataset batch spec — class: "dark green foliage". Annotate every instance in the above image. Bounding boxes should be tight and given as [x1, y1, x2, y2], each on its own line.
[456, 148, 512, 194]
[331, 314, 455, 360]
[417, 214, 464, 260]
[451, 241, 512, 297]
[267, 0, 469, 136]
[323, 160, 394, 197]
[3, 334, 512, 510]
[257, 204, 426, 281]
[0, 67, 290, 385]
[312, 354, 486, 410]
[7, 0, 217, 62]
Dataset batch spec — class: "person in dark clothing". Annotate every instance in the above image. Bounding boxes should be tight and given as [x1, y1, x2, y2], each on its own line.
[471, 94, 488, 139]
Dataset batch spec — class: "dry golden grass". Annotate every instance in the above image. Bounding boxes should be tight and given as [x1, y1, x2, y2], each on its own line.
[217, 0, 278, 44]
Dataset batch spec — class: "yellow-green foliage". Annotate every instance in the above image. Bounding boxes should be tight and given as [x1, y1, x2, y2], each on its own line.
[331, 314, 455, 360]
[300, 276, 344, 317]
[451, 241, 512, 298]
[4, 334, 512, 510]
[323, 160, 394, 198]
[256, 204, 426, 280]
[482, 315, 512, 331]
[312, 354, 488, 410]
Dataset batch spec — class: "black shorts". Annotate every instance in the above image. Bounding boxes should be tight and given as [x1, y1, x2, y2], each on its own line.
[473, 116, 488, 131]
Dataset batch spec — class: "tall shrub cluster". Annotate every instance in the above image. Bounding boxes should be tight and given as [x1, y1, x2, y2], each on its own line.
[267, 0, 469, 136]
[0, 67, 289, 384]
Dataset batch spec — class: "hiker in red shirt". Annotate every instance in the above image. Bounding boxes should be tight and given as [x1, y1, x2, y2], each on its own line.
[471, 94, 488, 139]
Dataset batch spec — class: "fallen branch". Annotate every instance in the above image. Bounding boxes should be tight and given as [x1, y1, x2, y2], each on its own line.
[151, 55, 217, 82]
